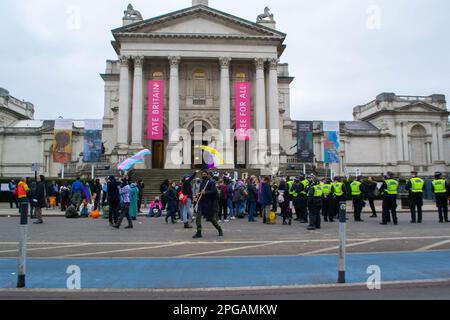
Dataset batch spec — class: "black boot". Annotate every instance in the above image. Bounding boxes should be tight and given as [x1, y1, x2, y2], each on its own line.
[218, 229, 223, 237]
[184, 223, 193, 229]
[192, 231, 202, 239]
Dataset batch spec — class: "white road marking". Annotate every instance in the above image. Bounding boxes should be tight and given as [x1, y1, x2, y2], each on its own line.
[179, 242, 282, 258]
[2, 235, 450, 246]
[0, 243, 93, 254]
[299, 239, 380, 256]
[59, 243, 187, 258]
[415, 240, 450, 252]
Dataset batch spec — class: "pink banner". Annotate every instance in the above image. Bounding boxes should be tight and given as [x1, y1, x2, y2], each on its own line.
[235, 82, 251, 141]
[147, 80, 164, 140]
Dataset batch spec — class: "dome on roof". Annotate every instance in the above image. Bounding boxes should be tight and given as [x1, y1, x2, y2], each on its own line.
[0, 88, 10, 97]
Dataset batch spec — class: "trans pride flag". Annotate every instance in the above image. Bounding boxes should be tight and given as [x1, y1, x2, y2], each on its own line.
[118, 149, 152, 172]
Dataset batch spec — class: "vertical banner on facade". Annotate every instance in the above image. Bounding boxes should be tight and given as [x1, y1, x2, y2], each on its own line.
[323, 121, 341, 164]
[296, 121, 314, 162]
[83, 120, 103, 163]
[235, 82, 251, 141]
[52, 119, 73, 164]
[147, 80, 164, 140]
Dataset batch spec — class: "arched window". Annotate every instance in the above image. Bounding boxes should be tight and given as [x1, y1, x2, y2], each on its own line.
[236, 72, 247, 82]
[152, 70, 164, 80]
[193, 69, 206, 99]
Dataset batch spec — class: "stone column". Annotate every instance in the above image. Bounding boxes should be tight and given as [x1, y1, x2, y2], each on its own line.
[268, 58, 280, 172]
[219, 57, 233, 168]
[252, 58, 267, 168]
[117, 55, 130, 148]
[402, 122, 409, 162]
[168, 56, 180, 143]
[219, 57, 231, 133]
[131, 56, 144, 148]
[437, 123, 444, 161]
[431, 123, 439, 162]
[396, 122, 404, 161]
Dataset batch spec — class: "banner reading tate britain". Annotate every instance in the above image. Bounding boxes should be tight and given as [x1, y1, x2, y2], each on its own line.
[147, 80, 164, 140]
[235, 82, 251, 141]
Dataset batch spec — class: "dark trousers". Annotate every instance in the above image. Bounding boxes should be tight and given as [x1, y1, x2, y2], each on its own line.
[101, 192, 107, 207]
[94, 194, 101, 211]
[109, 200, 119, 224]
[322, 197, 333, 221]
[436, 195, 449, 222]
[368, 197, 377, 216]
[196, 212, 222, 234]
[280, 203, 291, 222]
[382, 196, 398, 224]
[298, 195, 308, 221]
[166, 206, 176, 223]
[117, 203, 132, 227]
[218, 199, 228, 220]
[352, 197, 364, 221]
[308, 199, 322, 229]
[161, 195, 167, 210]
[334, 196, 347, 218]
[410, 194, 423, 222]
[10, 193, 18, 209]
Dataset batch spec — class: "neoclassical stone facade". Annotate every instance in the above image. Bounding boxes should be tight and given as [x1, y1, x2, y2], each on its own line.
[101, 1, 296, 171]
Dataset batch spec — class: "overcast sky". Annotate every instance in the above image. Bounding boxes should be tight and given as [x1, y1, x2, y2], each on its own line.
[0, 0, 449, 121]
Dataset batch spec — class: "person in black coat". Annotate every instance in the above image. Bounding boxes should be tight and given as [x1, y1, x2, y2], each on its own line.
[165, 181, 178, 224]
[92, 179, 102, 211]
[34, 175, 47, 224]
[107, 176, 121, 226]
[160, 179, 169, 211]
[193, 170, 223, 239]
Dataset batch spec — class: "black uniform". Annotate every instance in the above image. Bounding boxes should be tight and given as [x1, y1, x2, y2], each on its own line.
[380, 181, 398, 225]
[405, 178, 424, 223]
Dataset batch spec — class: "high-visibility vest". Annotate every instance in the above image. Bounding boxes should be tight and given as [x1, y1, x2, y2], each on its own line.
[287, 181, 298, 198]
[350, 181, 362, 196]
[321, 184, 332, 197]
[385, 179, 399, 195]
[301, 180, 309, 195]
[410, 178, 424, 193]
[432, 179, 447, 194]
[333, 182, 344, 197]
[312, 185, 323, 197]
[17, 181, 29, 199]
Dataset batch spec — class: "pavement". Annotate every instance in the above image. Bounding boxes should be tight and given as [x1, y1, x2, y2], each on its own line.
[0, 202, 449, 298]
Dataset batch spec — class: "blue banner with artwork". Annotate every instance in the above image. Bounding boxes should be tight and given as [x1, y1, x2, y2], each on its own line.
[83, 120, 103, 163]
[323, 121, 340, 164]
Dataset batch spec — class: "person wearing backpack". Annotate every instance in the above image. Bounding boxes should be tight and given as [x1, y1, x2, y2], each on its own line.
[234, 180, 247, 219]
[278, 179, 291, 225]
[8, 179, 18, 209]
[258, 177, 274, 224]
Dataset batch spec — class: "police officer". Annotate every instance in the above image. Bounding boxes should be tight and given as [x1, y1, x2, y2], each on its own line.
[380, 172, 399, 225]
[431, 172, 449, 223]
[321, 178, 334, 222]
[287, 177, 301, 221]
[332, 176, 347, 219]
[350, 175, 366, 222]
[307, 178, 322, 231]
[405, 171, 424, 224]
[298, 175, 310, 223]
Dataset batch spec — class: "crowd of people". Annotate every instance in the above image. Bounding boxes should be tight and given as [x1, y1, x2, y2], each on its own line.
[5, 170, 449, 236]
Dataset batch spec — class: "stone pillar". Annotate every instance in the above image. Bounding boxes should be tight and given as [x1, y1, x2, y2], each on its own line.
[268, 58, 280, 171]
[431, 123, 439, 162]
[168, 56, 180, 143]
[117, 55, 130, 148]
[402, 122, 409, 162]
[219, 57, 233, 168]
[437, 123, 444, 161]
[131, 56, 144, 148]
[396, 122, 404, 161]
[253, 58, 268, 168]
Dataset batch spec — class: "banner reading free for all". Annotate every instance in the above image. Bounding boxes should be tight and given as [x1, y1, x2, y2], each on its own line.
[235, 82, 251, 141]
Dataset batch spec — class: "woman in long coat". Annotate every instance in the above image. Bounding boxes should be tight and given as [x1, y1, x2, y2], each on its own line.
[129, 183, 139, 220]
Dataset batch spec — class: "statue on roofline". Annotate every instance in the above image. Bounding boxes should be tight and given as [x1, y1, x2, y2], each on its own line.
[123, 4, 143, 20]
[257, 7, 275, 22]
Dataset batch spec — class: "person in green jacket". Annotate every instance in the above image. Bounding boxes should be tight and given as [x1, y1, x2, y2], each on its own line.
[129, 182, 140, 220]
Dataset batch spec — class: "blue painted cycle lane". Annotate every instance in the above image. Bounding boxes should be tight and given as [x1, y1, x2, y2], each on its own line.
[1, 251, 450, 289]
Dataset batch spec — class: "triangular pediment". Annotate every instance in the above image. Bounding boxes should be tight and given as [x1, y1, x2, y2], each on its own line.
[113, 6, 285, 39]
[396, 101, 446, 113]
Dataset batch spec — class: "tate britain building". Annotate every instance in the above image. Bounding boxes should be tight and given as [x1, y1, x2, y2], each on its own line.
[0, 0, 449, 178]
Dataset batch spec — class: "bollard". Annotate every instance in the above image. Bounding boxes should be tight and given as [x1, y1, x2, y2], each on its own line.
[17, 200, 29, 288]
[338, 201, 347, 284]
